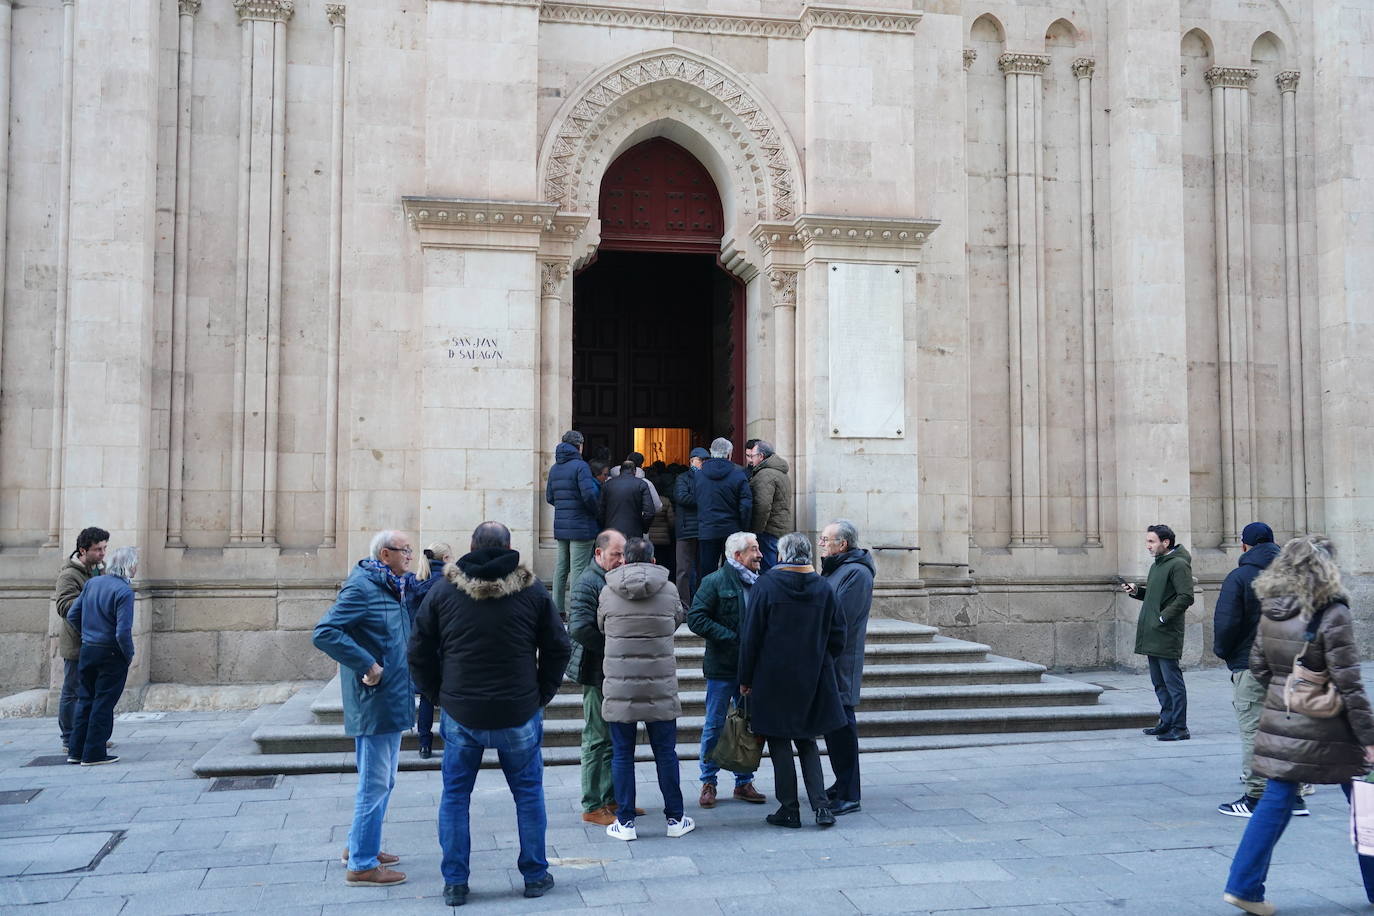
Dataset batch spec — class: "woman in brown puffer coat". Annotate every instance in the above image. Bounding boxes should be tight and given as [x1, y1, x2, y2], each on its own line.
[1224, 535, 1374, 916]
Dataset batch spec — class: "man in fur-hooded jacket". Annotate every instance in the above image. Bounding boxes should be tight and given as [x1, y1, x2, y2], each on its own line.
[408, 521, 571, 907]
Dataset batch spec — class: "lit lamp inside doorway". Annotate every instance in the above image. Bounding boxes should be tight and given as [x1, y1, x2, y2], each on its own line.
[633, 428, 693, 466]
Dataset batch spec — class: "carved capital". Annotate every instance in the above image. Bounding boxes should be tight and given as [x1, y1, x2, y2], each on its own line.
[178, 0, 202, 15]
[962, 49, 977, 71]
[1276, 69, 1301, 93]
[767, 269, 798, 308]
[540, 262, 570, 297]
[1204, 66, 1257, 89]
[234, 0, 294, 23]
[1071, 57, 1095, 80]
[997, 52, 1051, 76]
[325, 3, 345, 26]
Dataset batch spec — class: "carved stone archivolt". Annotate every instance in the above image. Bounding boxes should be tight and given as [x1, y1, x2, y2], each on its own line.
[1276, 69, 1300, 93]
[541, 51, 800, 224]
[1205, 66, 1257, 89]
[234, 0, 293, 23]
[540, 3, 922, 38]
[997, 52, 1051, 76]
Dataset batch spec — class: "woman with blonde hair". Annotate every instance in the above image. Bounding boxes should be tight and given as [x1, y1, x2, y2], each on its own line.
[1224, 535, 1374, 915]
[408, 541, 453, 759]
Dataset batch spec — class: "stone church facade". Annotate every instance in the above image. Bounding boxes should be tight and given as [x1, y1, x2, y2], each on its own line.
[0, 0, 1370, 700]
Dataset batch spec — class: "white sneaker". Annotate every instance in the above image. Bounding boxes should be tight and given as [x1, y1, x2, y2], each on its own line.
[666, 816, 696, 838]
[606, 820, 637, 841]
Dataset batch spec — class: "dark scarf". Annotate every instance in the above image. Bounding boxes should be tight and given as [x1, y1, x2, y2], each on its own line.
[457, 547, 521, 581]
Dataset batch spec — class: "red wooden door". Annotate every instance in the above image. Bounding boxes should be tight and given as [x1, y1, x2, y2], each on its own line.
[598, 138, 723, 254]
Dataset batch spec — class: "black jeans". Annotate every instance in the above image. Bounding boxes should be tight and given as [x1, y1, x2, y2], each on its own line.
[825, 706, 861, 801]
[69, 643, 130, 763]
[767, 737, 827, 812]
[59, 657, 80, 745]
[697, 537, 727, 582]
[1147, 655, 1187, 730]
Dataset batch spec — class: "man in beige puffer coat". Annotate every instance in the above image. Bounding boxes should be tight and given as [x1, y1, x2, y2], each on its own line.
[597, 537, 693, 842]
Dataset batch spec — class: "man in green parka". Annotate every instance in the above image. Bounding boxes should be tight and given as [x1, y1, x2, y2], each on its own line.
[1122, 524, 1195, 741]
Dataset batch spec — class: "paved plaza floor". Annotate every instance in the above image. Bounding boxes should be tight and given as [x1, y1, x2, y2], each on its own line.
[3, 667, 1373, 915]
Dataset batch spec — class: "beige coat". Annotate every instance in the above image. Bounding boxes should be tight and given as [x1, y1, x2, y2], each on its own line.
[597, 562, 685, 723]
[53, 559, 98, 660]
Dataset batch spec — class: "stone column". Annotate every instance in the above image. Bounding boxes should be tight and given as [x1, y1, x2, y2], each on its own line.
[1205, 65, 1259, 548]
[43, 0, 77, 547]
[1277, 69, 1307, 534]
[537, 259, 569, 548]
[166, 0, 200, 548]
[320, 4, 345, 548]
[230, 0, 292, 546]
[1104, 0, 1191, 576]
[998, 52, 1051, 547]
[769, 269, 798, 462]
[963, 48, 977, 549]
[1073, 57, 1102, 547]
[0, 0, 11, 476]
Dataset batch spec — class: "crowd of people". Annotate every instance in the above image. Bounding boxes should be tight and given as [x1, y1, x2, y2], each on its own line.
[45, 435, 1374, 912]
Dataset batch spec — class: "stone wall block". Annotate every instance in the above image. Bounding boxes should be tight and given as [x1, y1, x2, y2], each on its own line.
[277, 594, 334, 631]
[0, 634, 45, 689]
[1053, 621, 1103, 668]
[218, 630, 336, 683]
[174, 596, 276, 632]
[975, 622, 1054, 667]
[150, 632, 219, 685]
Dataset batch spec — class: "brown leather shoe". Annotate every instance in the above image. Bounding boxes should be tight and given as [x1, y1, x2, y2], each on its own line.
[340, 849, 399, 866]
[733, 783, 767, 804]
[345, 865, 406, 887]
[699, 783, 717, 808]
[581, 806, 616, 826]
[608, 803, 646, 816]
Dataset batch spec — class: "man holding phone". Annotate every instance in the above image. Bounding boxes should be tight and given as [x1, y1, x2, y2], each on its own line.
[1121, 524, 1195, 742]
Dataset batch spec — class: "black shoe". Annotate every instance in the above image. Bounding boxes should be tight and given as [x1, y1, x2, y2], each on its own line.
[1218, 795, 1260, 818]
[815, 807, 836, 828]
[524, 875, 555, 898]
[766, 807, 801, 829]
[1142, 723, 1169, 735]
[1157, 728, 1191, 742]
[825, 785, 838, 801]
[418, 737, 432, 760]
[443, 884, 468, 906]
[1292, 797, 1310, 817]
[831, 799, 862, 816]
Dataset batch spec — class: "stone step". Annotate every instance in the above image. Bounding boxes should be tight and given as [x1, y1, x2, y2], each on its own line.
[668, 636, 988, 669]
[541, 677, 1103, 719]
[667, 618, 937, 647]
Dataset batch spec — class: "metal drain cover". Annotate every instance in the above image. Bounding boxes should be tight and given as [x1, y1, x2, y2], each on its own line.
[209, 775, 281, 792]
[0, 830, 123, 878]
[24, 755, 72, 767]
[0, 788, 42, 805]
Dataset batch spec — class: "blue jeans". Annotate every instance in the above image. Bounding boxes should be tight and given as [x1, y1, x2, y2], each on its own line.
[59, 657, 80, 746]
[1226, 778, 1374, 903]
[1147, 655, 1187, 730]
[699, 679, 754, 787]
[438, 710, 549, 887]
[608, 719, 683, 824]
[756, 533, 779, 574]
[347, 731, 402, 871]
[69, 644, 129, 763]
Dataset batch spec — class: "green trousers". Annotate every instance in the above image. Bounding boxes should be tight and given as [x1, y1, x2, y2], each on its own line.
[1232, 668, 1266, 798]
[580, 684, 615, 813]
[553, 538, 594, 617]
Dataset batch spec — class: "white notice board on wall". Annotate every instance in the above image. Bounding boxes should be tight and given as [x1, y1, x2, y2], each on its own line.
[827, 263, 905, 438]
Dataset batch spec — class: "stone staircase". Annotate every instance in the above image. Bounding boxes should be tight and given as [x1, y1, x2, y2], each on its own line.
[192, 618, 1157, 777]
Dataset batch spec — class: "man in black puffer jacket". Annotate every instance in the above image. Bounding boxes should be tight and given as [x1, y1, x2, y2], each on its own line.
[408, 521, 571, 906]
[1213, 521, 1287, 818]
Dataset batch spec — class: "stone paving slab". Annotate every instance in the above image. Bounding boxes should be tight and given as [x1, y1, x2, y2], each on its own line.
[2, 668, 1374, 913]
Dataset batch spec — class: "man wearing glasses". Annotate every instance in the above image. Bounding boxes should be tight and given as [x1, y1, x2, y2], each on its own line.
[313, 530, 416, 888]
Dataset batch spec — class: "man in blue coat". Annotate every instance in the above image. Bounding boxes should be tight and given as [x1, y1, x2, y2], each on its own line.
[693, 437, 752, 578]
[313, 530, 416, 888]
[545, 430, 599, 618]
[1213, 522, 1292, 818]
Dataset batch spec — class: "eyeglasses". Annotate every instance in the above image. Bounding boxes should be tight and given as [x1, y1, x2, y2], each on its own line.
[383, 545, 413, 556]
[817, 536, 834, 544]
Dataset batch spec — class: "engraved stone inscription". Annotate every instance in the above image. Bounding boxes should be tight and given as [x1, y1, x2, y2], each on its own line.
[448, 335, 503, 361]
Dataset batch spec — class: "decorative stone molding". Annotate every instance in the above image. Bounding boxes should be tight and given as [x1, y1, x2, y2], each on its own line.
[1071, 57, 1095, 79]
[997, 52, 1051, 76]
[963, 49, 977, 71]
[540, 3, 802, 38]
[794, 214, 941, 248]
[541, 51, 799, 222]
[178, 0, 202, 14]
[401, 197, 565, 232]
[752, 220, 803, 255]
[1204, 66, 1257, 89]
[1276, 69, 1300, 93]
[800, 5, 923, 35]
[234, 0, 294, 23]
[767, 269, 798, 308]
[540, 262, 570, 296]
[325, 3, 345, 26]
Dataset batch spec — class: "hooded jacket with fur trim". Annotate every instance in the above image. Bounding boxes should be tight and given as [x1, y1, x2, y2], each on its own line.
[407, 547, 571, 731]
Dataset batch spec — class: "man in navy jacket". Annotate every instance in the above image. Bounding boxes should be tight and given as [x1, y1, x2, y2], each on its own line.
[545, 430, 599, 617]
[692, 437, 752, 577]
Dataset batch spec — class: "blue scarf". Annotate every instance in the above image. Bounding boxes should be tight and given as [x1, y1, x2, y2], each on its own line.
[361, 556, 407, 604]
[727, 557, 759, 586]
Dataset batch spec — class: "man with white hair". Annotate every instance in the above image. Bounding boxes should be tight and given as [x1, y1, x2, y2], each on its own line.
[687, 530, 767, 808]
[692, 437, 752, 578]
[818, 519, 875, 815]
[65, 544, 137, 766]
[313, 530, 416, 888]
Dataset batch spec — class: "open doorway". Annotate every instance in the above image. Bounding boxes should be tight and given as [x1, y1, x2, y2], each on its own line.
[572, 137, 745, 464]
